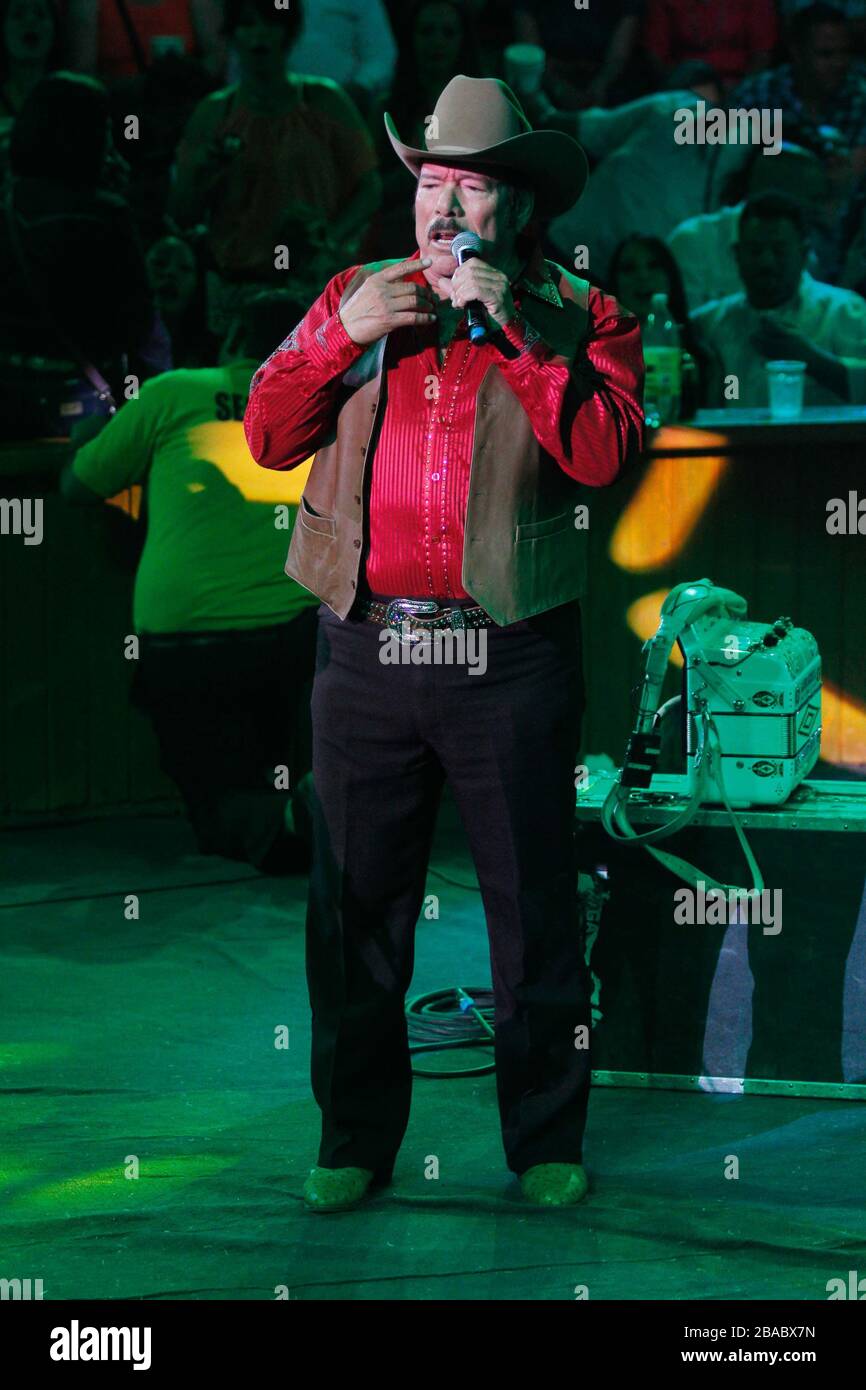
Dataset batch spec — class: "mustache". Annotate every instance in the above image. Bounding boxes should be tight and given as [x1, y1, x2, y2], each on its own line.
[428, 220, 463, 237]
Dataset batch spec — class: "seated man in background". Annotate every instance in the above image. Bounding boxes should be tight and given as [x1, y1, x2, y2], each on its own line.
[60, 291, 319, 875]
[668, 143, 830, 311]
[692, 192, 866, 408]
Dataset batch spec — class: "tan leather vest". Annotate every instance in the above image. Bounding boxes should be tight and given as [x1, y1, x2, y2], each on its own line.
[286, 258, 604, 626]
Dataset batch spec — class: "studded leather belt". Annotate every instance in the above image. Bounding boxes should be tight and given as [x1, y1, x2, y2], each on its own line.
[355, 597, 496, 639]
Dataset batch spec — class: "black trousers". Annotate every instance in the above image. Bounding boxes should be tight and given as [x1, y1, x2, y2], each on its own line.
[133, 608, 318, 871]
[306, 598, 592, 1177]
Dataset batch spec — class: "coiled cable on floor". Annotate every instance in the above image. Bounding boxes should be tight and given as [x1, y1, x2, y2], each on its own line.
[406, 986, 496, 1077]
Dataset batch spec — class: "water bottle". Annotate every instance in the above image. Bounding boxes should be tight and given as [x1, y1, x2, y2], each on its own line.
[642, 293, 682, 428]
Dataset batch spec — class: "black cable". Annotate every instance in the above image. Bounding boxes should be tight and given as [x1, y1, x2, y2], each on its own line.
[0, 874, 258, 911]
[426, 866, 482, 893]
[407, 986, 496, 1077]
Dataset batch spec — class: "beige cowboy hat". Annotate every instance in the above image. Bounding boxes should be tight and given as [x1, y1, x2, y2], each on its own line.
[384, 74, 588, 218]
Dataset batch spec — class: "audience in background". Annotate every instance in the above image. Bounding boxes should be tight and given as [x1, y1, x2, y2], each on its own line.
[691, 191, 866, 407]
[513, 0, 648, 109]
[112, 50, 217, 246]
[669, 143, 830, 309]
[65, 0, 225, 82]
[370, 0, 483, 257]
[608, 233, 707, 411]
[644, 0, 778, 91]
[146, 232, 219, 366]
[731, 4, 866, 184]
[61, 289, 319, 874]
[169, 0, 380, 334]
[378, 0, 483, 151]
[609, 233, 696, 331]
[287, 0, 397, 116]
[455, 0, 517, 73]
[0, 71, 164, 437]
[0, 0, 60, 170]
[838, 171, 866, 292]
[537, 62, 723, 283]
[0, 3, 862, 422]
[778, 0, 866, 57]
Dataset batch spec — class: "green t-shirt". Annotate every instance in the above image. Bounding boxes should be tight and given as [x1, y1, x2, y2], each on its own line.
[73, 360, 317, 634]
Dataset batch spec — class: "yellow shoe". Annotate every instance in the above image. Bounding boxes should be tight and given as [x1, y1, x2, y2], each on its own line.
[519, 1163, 589, 1207]
[302, 1165, 377, 1213]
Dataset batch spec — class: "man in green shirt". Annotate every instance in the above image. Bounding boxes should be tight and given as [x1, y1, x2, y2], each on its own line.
[62, 291, 319, 873]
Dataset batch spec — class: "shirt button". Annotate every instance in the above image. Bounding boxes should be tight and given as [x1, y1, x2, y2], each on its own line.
[353, 539, 361, 548]
[431, 472, 440, 481]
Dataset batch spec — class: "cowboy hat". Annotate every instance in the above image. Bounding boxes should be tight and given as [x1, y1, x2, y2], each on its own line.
[384, 74, 588, 218]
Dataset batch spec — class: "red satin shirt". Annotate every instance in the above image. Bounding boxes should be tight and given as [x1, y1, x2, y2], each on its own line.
[245, 246, 644, 601]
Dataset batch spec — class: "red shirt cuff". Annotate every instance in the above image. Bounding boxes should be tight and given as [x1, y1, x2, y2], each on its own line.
[301, 307, 367, 375]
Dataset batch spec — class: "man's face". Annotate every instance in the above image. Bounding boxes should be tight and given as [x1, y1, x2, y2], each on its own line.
[735, 217, 807, 309]
[613, 240, 672, 322]
[793, 23, 849, 98]
[4, 0, 55, 64]
[413, 2, 463, 72]
[232, 5, 287, 69]
[146, 237, 198, 314]
[414, 163, 519, 286]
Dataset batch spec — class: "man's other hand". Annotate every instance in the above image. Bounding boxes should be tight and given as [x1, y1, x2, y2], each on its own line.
[338, 258, 437, 346]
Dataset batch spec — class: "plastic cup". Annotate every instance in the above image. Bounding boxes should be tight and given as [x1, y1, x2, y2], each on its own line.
[765, 360, 806, 420]
[504, 44, 546, 97]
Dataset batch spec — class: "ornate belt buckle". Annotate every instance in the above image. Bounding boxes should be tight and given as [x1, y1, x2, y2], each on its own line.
[385, 598, 439, 644]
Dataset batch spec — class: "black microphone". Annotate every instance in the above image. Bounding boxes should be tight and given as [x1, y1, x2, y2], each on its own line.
[450, 231, 489, 345]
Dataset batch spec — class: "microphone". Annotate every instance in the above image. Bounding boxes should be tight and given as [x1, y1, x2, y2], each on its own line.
[450, 231, 489, 345]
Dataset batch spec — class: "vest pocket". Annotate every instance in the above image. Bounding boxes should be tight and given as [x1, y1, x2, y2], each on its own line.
[299, 495, 337, 537]
[515, 510, 572, 541]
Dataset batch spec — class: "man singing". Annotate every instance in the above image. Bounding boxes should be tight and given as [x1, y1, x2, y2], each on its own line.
[245, 76, 644, 1212]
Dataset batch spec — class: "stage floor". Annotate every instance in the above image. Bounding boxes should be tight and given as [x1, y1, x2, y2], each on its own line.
[2, 800, 864, 1301]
